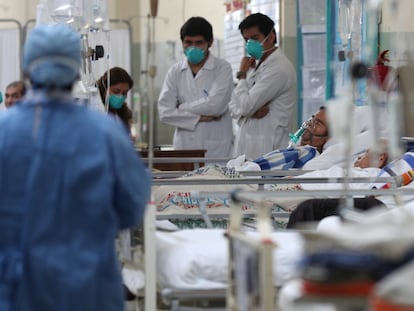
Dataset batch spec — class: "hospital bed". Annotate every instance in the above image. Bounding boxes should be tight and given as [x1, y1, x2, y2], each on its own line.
[143, 189, 296, 311]
[129, 171, 406, 311]
[151, 164, 403, 222]
[122, 172, 304, 310]
[124, 135, 410, 309]
[144, 193, 303, 311]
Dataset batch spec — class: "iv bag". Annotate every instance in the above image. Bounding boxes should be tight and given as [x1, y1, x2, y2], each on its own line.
[79, 33, 95, 87]
[72, 0, 90, 33]
[36, 0, 53, 26]
[49, 0, 76, 24]
[83, 0, 110, 32]
[338, 0, 352, 47]
[38, 0, 110, 32]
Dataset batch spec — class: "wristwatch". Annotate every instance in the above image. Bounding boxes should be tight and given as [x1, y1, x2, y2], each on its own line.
[236, 71, 247, 79]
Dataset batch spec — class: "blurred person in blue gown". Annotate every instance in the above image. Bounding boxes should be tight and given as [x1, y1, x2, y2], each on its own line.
[0, 24, 151, 311]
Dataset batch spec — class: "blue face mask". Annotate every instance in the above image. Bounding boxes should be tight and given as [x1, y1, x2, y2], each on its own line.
[108, 94, 126, 109]
[184, 47, 205, 64]
[245, 30, 273, 60]
[0, 92, 2, 105]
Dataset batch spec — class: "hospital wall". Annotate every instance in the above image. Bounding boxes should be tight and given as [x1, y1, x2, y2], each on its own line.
[380, 0, 414, 62]
[0, 0, 414, 146]
[126, 0, 414, 146]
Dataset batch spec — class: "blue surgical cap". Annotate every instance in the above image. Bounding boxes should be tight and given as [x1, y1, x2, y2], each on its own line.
[23, 24, 81, 88]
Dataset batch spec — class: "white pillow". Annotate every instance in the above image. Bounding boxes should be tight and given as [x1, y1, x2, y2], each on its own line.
[303, 130, 372, 170]
[155, 229, 304, 290]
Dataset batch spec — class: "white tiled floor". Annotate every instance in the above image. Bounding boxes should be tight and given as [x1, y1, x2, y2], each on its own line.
[124, 300, 170, 311]
[124, 299, 226, 311]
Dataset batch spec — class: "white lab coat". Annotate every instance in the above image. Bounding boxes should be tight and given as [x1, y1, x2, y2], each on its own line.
[158, 53, 234, 158]
[229, 48, 297, 160]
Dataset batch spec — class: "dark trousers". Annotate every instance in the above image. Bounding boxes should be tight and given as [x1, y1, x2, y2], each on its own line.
[287, 198, 385, 229]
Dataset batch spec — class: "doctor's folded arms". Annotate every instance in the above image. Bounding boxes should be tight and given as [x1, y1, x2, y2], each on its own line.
[157, 16, 234, 158]
[0, 25, 151, 311]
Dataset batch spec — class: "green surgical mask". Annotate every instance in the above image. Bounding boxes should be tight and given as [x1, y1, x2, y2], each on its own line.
[245, 29, 273, 60]
[184, 47, 205, 64]
[108, 94, 125, 109]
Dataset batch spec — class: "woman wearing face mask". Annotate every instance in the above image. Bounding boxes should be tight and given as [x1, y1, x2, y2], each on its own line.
[96, 67, 133, 132]
[157, 16, 234, 159]
[229, 13, 297, 160]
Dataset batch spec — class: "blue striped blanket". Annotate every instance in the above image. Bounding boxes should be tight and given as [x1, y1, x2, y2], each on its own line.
[253, 146, 318, 170]
[370, 152, 414, 188]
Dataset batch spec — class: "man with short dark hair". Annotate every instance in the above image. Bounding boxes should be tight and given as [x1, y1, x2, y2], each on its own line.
[248, 107, 329, 171]
[300, 106, 329, 154]
[229, 12, 297, 160]
[4, 80, 26, 108]
[158, 16, 234, 158]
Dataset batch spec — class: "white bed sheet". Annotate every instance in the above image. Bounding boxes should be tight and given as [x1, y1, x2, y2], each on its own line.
[156, 229, 304, 291]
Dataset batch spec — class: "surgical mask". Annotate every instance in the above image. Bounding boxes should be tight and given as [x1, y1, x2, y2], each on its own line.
[184, 47, 205, 64]
[0, 92, 2, 104]
[108, 94, 125, 109]
[245, 30, 273, 60]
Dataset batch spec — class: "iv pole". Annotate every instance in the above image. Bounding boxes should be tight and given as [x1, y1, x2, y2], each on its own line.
[144, 2, 158, 311]
[146, 0, 158, 172]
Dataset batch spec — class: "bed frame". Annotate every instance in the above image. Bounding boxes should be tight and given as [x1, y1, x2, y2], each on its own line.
[226, 190, 276, 311]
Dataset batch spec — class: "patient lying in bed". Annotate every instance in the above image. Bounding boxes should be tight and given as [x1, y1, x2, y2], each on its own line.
[152, 146, 391, 223]
[291, 146, 389, 191]
[228, 106, 373, 172]
[152, 104, 392, 224]
[287, 150, 414, 228]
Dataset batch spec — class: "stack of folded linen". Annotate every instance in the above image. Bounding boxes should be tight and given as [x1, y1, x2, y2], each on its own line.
[370, 261, 414, 311]
[298, 209, 414, 299]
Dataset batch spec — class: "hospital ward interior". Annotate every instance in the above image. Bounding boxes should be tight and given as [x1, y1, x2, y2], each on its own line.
[2, 0, 414, 310]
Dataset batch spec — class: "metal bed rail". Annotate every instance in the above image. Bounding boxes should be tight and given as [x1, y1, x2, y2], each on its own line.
[152, 169, 312, 178]
[143, 157, 231, 170]
[152, 176, 399, 186]
[161, 288, 226, 311]
[231, 187, 414, 200]
[143, 157, 231, 163]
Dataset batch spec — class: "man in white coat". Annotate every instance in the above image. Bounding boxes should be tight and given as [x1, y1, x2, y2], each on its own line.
[229, 13, 297, 160]
[158, 17, 234, 158]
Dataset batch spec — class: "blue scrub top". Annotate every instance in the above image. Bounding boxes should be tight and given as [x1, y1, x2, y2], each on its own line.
[0, 90, 151, 311]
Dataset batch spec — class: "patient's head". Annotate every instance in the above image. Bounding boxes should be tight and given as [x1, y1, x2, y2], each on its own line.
[354, 149, 389, 168]
[300, 106, 329, 153]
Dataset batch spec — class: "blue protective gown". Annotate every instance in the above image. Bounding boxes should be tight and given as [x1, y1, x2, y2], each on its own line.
[0, 90, 151, 311]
